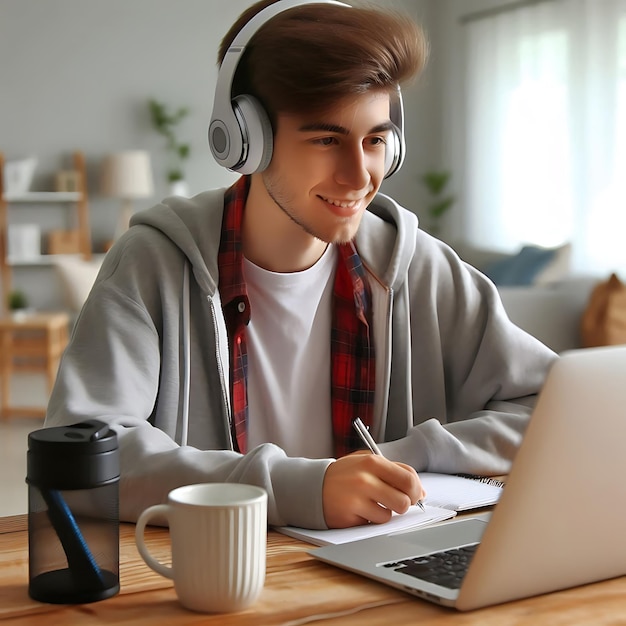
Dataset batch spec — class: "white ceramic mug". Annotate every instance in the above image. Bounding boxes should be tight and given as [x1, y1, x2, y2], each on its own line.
[135, 483, 267, 613]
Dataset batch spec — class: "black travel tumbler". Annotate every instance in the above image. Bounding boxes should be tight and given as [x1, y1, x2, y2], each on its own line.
[26, 419, 120, 604]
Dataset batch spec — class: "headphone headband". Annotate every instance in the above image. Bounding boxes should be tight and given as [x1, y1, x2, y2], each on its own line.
[208, 0, 405, 177]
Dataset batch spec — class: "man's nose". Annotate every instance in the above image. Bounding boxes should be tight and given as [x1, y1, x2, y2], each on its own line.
[334, 144, 371, 189]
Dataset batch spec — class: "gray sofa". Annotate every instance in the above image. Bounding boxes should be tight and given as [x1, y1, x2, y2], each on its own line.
[498, 279, 598, 353]
[452, 241, 599, 353]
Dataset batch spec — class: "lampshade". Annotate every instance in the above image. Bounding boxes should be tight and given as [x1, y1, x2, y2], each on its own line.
[101, 150, 154, 199]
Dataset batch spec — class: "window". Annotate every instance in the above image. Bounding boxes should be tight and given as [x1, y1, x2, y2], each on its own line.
[464, 0, 626, 274]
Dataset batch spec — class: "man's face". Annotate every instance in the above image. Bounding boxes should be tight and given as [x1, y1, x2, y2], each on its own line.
[260, 91, 393, 245]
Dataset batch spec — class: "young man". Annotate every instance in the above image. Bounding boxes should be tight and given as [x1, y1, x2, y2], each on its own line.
[46, 0, 556, 530]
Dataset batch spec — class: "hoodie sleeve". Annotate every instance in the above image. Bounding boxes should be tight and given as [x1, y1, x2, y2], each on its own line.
[378, 233, 558, 476]
[45, 230, 332, 530]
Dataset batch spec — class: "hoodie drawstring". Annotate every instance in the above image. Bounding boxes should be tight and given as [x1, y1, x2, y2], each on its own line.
[180, 261, 191, 446]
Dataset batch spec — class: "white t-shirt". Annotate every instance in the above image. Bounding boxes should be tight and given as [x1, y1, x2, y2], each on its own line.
[244, 245, 337, 458]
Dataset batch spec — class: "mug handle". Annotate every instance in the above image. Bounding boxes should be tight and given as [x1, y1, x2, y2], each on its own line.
[135, 504, 173, 579]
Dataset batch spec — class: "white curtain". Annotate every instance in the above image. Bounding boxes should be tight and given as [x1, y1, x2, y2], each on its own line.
[464, 0, 626, 275]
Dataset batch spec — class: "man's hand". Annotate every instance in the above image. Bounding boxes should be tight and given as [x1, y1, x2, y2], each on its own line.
[322, 452, 425, 528]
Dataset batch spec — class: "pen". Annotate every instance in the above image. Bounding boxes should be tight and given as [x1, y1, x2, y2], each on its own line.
[352, 417, 426, 512]
[41, 488, 105, 590]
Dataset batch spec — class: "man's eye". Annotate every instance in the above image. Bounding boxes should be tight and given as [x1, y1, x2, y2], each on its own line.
[313, 137, 337, 146]
[368, 136, 387, 146]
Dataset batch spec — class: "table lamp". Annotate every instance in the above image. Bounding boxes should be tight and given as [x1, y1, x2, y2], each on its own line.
[101, 151, 154, 239]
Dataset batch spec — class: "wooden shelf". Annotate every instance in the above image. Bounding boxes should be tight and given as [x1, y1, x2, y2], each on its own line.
[3, 191, 82, 202]
[0, 311, 70, 419]
[0, 151, 92, 315]
[7, 253, 91, 266]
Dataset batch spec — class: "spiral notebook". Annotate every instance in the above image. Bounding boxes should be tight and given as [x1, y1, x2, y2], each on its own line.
[422, 473, 504, 512]
[275, 472, 503, 545]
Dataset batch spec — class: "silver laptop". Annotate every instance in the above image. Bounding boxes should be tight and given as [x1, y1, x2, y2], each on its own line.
[312, 345, 626, 610]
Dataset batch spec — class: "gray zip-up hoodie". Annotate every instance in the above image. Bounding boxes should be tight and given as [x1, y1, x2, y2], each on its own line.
[45, 187, 556, 529]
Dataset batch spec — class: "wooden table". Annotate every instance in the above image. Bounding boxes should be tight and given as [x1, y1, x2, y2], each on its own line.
[2, 515, 626, 624]
[0, 312, 69, 419]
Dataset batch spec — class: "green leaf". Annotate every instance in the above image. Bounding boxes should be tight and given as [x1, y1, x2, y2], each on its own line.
[148, 99, 191, 182]
[167, 169, 184, 183]
[8, 290, 28, 310]
[421, 171, 451, 196]
[174, 107, 189, 122]
[429, 197, 455, 219]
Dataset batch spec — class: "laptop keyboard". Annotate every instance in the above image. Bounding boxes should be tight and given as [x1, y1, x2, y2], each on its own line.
[383, 544, 479, 590]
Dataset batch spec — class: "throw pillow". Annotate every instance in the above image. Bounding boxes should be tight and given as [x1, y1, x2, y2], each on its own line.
[581, 273, 626, 347]
[484, 245, 557, 287]
[52, 256, 103, 313]
[533, 243, 572, 285]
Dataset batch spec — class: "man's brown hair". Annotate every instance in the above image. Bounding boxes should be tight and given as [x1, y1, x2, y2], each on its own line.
[218, 0, 429, 124]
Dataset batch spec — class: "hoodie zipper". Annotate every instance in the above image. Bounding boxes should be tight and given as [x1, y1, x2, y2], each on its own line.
[208, 295, 235, 450]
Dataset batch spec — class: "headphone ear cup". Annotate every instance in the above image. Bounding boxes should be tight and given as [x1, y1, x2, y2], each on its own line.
[231, 94, 273, 174]
[383, 127, 401, 178]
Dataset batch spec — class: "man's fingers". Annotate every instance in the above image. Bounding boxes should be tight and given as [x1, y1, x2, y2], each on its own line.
[361, 455, 425, 511]
[322, 453, 425, 528]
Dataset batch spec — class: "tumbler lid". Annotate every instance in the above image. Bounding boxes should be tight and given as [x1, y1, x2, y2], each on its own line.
[27, 420, 119, 488]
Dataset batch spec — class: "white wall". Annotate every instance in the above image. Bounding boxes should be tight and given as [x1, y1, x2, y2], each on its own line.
[1, 0, 253, 307]
[0, 0, 254, 240]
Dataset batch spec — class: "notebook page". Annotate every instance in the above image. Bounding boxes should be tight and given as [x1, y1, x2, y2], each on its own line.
[275, 505, 456, 546]
[421, 473, 503, 511]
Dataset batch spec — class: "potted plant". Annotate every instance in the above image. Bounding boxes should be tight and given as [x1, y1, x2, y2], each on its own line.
[7, 289, 30, 320]
[420, 170, 455, 237]
[148, 99, 191, 195]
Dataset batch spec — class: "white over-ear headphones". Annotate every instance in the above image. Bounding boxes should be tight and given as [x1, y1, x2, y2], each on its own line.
[208, 0, 405, 178]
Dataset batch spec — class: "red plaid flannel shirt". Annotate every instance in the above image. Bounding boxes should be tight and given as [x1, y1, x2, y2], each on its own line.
[218, 176, 375, 457]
